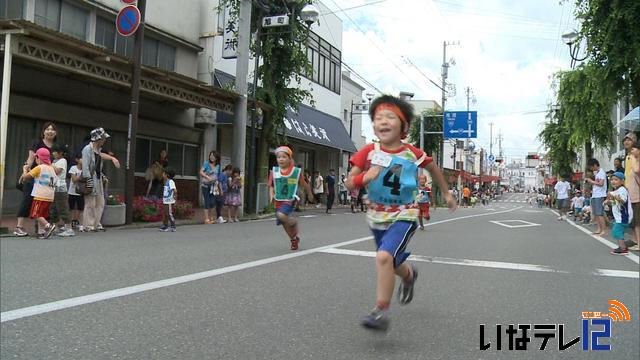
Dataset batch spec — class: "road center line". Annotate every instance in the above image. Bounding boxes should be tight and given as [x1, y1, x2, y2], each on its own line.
[318, 248, 639, 279]
[1, 206, 521, 323]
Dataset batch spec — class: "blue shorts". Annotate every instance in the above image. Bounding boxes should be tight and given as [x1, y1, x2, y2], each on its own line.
[276, 202, 294, 226]
[371, 221, 418, 268]
[574, 207, 582, 215]
[611, 223, 628, 240]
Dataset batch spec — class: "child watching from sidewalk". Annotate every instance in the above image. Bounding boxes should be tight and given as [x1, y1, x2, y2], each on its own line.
[19, 148, 57, 239]
[50, 145, 75, 237]
[268, 146, 315, 250]
[606, 172, 633, 255]
[346, 94, 457, 331]
[68, 154, 85, 231]
[160, 167, 177, 232]
[570, 190, 585, 223]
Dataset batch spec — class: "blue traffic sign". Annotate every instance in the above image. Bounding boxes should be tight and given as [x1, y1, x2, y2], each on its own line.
[443, 111, 478, 139]
[488, 154, 495, 162]
[116, 5, 141, 37]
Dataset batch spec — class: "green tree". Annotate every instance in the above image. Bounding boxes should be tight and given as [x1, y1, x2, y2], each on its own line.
[407, 108, 442, 156]
[538, 110, 576, 177]
[220, 0, 314, 181]
[575, 0, 640, 106]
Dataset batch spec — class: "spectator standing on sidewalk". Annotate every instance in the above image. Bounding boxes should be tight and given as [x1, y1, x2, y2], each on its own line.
[462, 186, 471, 208]
[614, 157, 625, 174]
[606, 172, 633, 255]
[586, 158, 608, 236]
[338, 173, 348, 205]
[326, 169, 336, 214]
[313, 171, 324, 207]
[199, 151, 220, 224]
[623, 133, 640, 251]
[50, 145, 74, 237]
[67, 154, 84, 231]
[19, 148, 57, 239]
[82, 128, 120, 232]
[159, 167, 177, 232]
[554, 175, 571, 220]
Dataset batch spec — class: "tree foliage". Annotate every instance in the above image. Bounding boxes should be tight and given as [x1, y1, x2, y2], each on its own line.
[575, 0, 640, 106]
[538, 110, 577, 177]
[219, 0, 315, 178]
[407, 108, 442, 156]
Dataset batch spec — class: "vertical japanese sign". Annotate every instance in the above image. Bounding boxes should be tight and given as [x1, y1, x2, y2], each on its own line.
[222, 3, 238, 59]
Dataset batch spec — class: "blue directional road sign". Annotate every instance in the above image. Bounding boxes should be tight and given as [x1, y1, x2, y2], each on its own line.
[488, 154, 495, 162]
[443, 111, 478, 139]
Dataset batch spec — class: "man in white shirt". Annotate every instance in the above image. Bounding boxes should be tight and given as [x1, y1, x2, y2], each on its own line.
[313, 171, 324, 208]
[586, 158, 608, 235]
[554, 175, 572, 220]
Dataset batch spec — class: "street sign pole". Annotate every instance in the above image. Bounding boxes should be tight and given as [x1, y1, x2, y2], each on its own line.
[124, 0, 145, 224]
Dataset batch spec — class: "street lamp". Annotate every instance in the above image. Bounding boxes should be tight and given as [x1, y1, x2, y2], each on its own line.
[562, 31, 588, 68]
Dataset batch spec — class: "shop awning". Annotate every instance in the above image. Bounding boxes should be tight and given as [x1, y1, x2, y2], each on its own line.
[283, 104, 356, 152]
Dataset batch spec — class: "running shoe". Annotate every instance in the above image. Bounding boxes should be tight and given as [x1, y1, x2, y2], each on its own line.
[170, 227, 177, 232]
[610, 247, 629, 255]
[159, 226, 170, 232]
[290, 237, 300, 250]
[397, 264, 418, 305]
[361, 308, 390, 331]
[96, 225, 106, 232]
[217, 217, 227, 224]
[13, 227, 28, 237]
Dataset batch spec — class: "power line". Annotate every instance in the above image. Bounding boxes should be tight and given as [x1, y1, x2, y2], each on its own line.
[402, 56, 447, 92]
[342, 62, 384, 94]
[320, 0, 388, 15]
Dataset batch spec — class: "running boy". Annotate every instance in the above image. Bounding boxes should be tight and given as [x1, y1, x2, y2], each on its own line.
[19, 148, 57, 239]
[346, 95, 457, 331]
[268, 146, 315, 250]
[160, 167, 177, 232]
[416, 174, 431, 230]
[606, 172, 633, 255]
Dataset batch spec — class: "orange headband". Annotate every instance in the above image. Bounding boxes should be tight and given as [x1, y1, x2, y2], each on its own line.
[275, 146, 293, 158]
[374, 103, 407, 123]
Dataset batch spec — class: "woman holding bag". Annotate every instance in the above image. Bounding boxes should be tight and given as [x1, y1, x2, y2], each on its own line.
[200, 151, 221, 224]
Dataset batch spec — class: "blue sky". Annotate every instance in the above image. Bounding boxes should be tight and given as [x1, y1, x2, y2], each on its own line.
[322, 0, 581, 161]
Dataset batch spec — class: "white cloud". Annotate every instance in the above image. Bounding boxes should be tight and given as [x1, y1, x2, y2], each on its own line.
[325, 0, 579, 160]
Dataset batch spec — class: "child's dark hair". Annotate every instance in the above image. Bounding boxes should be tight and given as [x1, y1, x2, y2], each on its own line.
[368, 94, 415, 133]
[587, 158, 600, 167]
[232, 166, 241, 176]
[224, 164, 233, 172]
[164, 166, 176, 179]
[51, 144, 68, 155]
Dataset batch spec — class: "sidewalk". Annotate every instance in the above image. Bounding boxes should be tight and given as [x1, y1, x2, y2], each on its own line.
[0, 204, 353, 238]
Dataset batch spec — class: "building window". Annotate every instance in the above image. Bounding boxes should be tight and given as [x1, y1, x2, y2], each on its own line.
[305, 31, 341, 94]
[135, 137, 198, 178]
[142, 36, 176, 71]
[0, 0, 24, 19]
[95, 16, 116, 52]
[35, 0, 88, 40]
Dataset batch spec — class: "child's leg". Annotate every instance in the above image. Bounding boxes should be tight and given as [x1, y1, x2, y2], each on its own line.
[418, 210, 424, 228]
[162, 204, 169, 226]
[168, 204, 175, 228]
[374, 221, 417, 307]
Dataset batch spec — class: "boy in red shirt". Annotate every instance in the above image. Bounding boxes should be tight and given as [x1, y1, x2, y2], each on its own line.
[347, 95, 457, 331]
[268, 146, 314, 250]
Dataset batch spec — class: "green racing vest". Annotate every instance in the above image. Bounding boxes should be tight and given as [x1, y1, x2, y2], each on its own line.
[273, 166, 301, 201]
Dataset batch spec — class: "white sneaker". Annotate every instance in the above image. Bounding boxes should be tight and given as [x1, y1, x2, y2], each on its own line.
[557, 217, 563, 221]
[217, 217, 227, 224]
[628, 245, 639, 251]
[59, 228, 75, 237]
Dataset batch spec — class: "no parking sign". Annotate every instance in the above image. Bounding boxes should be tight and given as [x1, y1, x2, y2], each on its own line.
[116, 5, 141, 37]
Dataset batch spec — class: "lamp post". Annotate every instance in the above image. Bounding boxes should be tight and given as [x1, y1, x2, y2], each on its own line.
[561, 31, 588, 69]
[246, 2, 319, 213]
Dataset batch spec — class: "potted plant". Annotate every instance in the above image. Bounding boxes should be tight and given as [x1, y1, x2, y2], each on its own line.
[102, 194, 126, 226]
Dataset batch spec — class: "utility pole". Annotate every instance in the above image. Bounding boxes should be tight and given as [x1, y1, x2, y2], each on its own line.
[232, 0, 252, 215]
[125, 0, 146, 224]
[489, 122, 494, 176]
[440, 41, 458, 203]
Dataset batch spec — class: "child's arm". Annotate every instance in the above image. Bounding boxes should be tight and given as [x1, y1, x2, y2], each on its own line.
[346, 165, 382, 191]
[425, 162, 457, 211]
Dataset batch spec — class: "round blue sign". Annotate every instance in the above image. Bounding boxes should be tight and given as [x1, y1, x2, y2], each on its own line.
[488, 154, 495, 162]
[116, 5, 141, 37]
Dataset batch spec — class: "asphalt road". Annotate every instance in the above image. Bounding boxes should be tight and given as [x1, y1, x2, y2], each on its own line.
[1, 193, 638, 359]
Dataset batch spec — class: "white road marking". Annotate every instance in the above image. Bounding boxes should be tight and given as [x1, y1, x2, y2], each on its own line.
[0, 206, 522, 323]
[551, 210, 640, 264]
[319, 248, 639, 279]
[490, 220, 541, 228]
